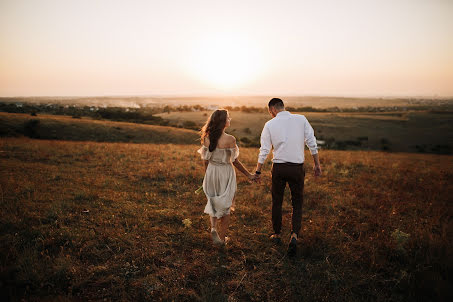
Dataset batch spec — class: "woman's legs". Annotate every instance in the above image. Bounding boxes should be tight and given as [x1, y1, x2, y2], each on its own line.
[210, 216, 223, 244]
[209, 207, 233, 243]
[210, 216, 218, 230]
[217, 214, 230, 241]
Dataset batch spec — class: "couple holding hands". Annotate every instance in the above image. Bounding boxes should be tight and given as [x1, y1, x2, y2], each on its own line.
[198, 98, 322, 256]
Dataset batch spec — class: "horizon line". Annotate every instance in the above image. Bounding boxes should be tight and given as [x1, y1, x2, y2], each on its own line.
[1, 94, 452, 100]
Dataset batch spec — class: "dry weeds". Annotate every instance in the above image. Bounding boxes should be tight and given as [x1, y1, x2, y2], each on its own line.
[0, 137, 452, 301]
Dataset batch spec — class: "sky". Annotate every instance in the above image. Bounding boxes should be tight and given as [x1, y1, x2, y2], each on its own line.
[1, 0, 452, 97]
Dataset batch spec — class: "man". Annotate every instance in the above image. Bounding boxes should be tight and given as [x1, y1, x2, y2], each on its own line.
[254, 98, 322, 256]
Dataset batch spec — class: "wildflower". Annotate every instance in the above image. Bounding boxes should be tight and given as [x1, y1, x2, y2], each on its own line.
[195, 185, 203, 194]
[391, 229, 410, 251]
[182, 218, 192, 228]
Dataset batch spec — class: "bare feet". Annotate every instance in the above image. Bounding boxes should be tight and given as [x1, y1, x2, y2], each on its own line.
[211, 229, 223, 245]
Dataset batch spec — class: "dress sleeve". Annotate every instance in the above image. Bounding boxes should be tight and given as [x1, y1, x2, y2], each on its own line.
[231, 145, 240, 161]
[197, 146, 211, 160]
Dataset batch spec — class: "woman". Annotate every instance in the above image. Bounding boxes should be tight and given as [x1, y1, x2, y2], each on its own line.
[198, 109, 254, 245]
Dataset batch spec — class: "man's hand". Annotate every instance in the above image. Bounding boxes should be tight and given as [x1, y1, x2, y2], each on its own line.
[312, 154, 321, 177]
[254, 173, 262, 183]
[313, 165, 322, 177]
[248, 173, 260, 183]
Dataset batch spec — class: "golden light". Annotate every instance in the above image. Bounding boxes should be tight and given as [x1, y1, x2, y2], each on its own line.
[188, 32, 263, 90]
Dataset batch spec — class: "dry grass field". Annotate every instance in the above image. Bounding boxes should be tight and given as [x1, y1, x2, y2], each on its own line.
[1, 127, 452, 300]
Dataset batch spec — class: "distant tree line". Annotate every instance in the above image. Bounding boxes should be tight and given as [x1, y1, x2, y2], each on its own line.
[0, 102, 169, 126]
[2, 101, 453, 135]
[2, 101, 452, 117]
[164, 104, 453, 113]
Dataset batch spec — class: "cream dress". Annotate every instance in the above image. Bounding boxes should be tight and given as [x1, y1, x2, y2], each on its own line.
[198, 145, 239, 218]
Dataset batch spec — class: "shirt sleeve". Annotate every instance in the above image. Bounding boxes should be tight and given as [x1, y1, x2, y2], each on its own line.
[303, 117, 318, 155]
[258, 123, 271, 164]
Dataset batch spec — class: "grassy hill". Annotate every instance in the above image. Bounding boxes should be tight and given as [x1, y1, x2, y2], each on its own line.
[156, 110, 453, 154]
[1, 137, 451, 301]
[0, 112, 199, 145]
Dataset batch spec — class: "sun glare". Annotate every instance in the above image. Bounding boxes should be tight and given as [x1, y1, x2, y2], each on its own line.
[188, 33, 263, 90]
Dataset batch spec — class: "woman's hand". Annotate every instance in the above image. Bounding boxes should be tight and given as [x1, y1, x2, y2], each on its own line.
[247, 173, 255, 181]
[248, 173, 260, 182]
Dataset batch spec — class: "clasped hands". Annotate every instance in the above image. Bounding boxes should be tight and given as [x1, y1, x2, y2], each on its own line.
[248, 173, 261, 183]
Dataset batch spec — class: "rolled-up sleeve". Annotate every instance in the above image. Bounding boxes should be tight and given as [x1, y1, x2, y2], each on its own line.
[258, 123, 271, 164]
[304, 117, 318, 155]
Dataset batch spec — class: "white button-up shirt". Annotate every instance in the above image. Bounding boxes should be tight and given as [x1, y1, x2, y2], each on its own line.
[258, 111, 318, 164]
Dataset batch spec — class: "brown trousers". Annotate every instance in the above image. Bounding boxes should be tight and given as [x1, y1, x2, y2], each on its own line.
[271, 162, 305, 236]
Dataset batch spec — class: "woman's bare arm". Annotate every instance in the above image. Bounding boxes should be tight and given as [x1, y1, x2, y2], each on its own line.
[233, 159, 253, 180]
[225, 136, 253, 180]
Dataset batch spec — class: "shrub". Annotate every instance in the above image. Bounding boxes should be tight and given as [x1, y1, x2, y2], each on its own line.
[240, 137, 251, 144]
[23, 119, 40, 138]
[238, 136, 260, 148]
[381, 138, 391, 151]
[182, 120, 198, 130]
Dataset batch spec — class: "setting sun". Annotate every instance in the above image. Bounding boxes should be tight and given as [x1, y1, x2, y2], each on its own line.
[187, 32, 264, 90]
[1, 0, 452, 96]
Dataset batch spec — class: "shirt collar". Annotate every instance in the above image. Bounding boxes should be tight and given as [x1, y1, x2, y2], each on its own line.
[276, 110, 290, 117]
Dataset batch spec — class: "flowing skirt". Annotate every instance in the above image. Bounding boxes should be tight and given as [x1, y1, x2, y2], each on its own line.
[203, 163, 237, 218]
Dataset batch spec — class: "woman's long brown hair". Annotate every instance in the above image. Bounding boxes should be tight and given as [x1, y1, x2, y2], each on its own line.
[200, 109, 228, 152]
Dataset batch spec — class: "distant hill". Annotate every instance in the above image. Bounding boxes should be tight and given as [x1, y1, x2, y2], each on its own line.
[156, 110, 453, 154]
[0, 112, 199, 144]
[1, 95, 452, 109]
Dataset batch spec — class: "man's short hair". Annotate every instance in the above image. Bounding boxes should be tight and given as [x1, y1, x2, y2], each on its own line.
[268, 98, 284, 109]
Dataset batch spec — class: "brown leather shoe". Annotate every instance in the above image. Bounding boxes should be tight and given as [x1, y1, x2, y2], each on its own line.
[270, 233, 281, 244]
